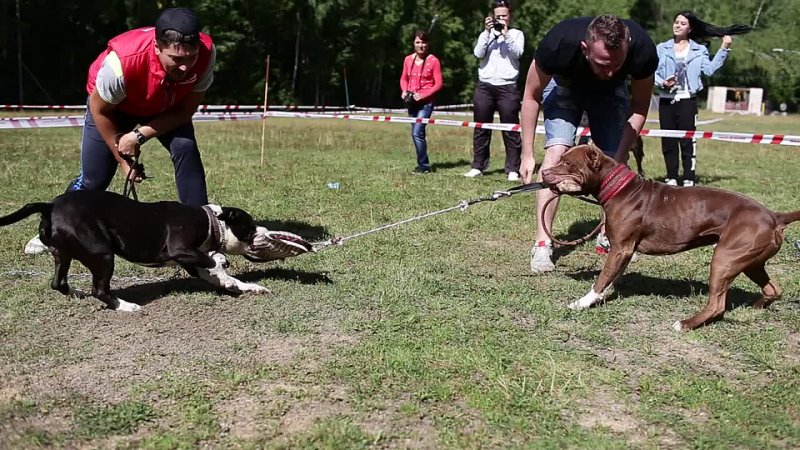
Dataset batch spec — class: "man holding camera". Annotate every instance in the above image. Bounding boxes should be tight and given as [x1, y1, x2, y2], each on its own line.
[465, 0, 524, 181]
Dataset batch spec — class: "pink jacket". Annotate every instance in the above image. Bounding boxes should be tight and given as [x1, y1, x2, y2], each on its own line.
[400, 53, 443, 103]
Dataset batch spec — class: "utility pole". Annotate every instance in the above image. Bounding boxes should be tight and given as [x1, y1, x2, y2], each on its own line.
[752, 0, 767, 29]
[16, 0, 24, 103]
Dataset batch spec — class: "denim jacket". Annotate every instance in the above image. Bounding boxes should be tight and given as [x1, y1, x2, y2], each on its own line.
[655, 39, 729, 96]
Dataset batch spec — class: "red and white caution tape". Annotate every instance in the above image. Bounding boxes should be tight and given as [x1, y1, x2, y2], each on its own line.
[0, 104, 86, 110]
[2, 111, 798, 146]
[0, 115, 84, 128]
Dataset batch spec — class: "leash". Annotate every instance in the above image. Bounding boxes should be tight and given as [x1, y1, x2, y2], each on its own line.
[121, 155, 149, 201]
[312, 182, 548, 251]
[541, 194, 604, 248]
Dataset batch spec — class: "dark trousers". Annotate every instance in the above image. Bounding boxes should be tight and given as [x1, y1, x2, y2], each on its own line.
[67, 105, 208, 206]
[659, 97, 697, 182]
[471, 81, 522, 173]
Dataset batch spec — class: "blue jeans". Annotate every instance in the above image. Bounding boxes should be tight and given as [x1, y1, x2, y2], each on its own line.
[408, 102, 433, 170]
[67, 102, 208, 205]
[542, 79, 629, 156]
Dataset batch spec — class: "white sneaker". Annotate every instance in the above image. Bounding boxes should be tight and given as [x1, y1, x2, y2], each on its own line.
[665, 178, 678, 186]
[595, 233, 611, 255]
[464, 168, 482, 178]
[530, 241, 555, 273]
[507, 171, 520, 181]
[24, 235, 49, 255]
[683, 180, 695, 187]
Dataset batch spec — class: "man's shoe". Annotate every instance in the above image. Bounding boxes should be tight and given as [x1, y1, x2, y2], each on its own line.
[24, 235, 49, 255]
[413, 167, 432, 175]
[682, 179, 695, 187]
[595, 233, 611, 255]
[530, 240, 555, 273]
[665, 178, 678, 186]
[464, 168, 482, 178]
[507, 171, 520, 181]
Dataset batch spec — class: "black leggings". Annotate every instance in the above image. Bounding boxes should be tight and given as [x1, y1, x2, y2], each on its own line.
[659, 97, 697, 182]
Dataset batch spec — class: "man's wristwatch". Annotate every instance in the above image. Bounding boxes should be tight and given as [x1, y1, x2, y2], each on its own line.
[132, 128, 148, 145]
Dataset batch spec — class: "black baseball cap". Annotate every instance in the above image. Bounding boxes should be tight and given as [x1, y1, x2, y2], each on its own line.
[155, 7, 200, 44]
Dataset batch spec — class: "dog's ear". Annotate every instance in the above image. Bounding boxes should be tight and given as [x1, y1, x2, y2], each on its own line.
[218, 207, 253, 226]
[585, 145, 603, 172]
[219, 207, 257, 243]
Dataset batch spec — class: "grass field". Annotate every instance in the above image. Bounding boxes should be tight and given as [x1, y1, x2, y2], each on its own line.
[1, 111, 799, 449]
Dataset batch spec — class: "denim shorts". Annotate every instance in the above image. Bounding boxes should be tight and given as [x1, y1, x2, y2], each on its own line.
[542, 78, 629, 156]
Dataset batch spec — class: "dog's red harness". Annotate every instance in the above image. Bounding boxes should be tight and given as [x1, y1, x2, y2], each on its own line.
[597, 164, 637, 205]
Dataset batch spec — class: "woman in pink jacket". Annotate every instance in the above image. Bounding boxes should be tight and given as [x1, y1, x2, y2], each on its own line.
[400, 30, 443, 174]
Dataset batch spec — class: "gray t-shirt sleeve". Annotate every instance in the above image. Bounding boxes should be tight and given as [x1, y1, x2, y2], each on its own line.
[193, 44, 216, 92]
[95, 51, 127, 104]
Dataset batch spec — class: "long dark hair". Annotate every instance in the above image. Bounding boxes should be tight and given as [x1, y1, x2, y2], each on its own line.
[676, 11, 751, 41]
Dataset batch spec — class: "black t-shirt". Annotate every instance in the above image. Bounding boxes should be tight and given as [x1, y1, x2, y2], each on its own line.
[535, 17, 658, 90]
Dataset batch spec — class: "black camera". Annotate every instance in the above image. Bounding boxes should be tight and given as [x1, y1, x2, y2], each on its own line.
[403, 91, 415, 106]
[493, 18, 505, 32]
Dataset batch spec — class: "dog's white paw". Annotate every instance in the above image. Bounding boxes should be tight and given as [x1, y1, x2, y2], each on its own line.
[672, 320, 684, 332]
[240, 283, 270, 295]
[569, 287, 603, 310]
[568, 300, 585, 310]
[114, 299, 142, 312]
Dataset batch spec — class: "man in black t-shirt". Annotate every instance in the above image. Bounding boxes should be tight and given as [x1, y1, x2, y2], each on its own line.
[520, 15, 658, 273]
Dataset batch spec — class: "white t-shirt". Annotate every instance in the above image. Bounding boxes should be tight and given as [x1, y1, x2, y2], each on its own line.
[95, 44, 216, 104]
[473, 28, 525, 86]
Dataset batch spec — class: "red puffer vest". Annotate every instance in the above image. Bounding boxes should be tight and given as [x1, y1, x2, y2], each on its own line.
[86, 27, 213, 116]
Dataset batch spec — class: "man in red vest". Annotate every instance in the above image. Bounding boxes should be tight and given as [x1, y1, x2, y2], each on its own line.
[25, 7, 216, 255]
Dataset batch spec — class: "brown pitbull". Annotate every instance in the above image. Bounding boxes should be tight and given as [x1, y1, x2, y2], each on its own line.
[541, 144, 800, 331]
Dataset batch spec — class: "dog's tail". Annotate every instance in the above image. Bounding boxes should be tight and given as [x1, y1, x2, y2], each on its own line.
[0, 203, 52, 226]
[776, 210, 800, 226]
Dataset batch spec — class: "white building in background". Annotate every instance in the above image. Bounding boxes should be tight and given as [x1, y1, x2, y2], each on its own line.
[707, 86, 764, 115]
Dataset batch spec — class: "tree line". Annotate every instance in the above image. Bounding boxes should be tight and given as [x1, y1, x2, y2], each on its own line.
[2, 0, 798, 110]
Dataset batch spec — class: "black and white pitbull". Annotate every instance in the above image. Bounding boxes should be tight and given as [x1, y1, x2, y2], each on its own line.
[0, 190, 291, 312]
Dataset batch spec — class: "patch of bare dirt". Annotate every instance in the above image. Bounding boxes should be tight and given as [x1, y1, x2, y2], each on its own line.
[216, 393, 265, 440]
[573, 312, 743, 380]
[281, 399, 351, 434]
[0, 407, 73, 449]
[577, 388, 641, 434]
[575, 387, 683, 448]
[3, 297, 359, 410]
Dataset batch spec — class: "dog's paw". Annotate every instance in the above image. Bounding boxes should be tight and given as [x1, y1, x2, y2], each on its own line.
[672, 320, 688, 332]
[68, 288, 88, 299]
[569, 288, 602, 310]
[114, 298, 142, 312]
[240, 283, 270, 295]
[568, 299, 590, 310]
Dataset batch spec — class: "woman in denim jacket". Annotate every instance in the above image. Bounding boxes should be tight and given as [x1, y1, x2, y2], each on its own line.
[655, 11, 750, 186]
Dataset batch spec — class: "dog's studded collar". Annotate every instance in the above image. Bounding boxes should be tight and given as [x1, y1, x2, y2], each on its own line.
[597, 164, 637, 205]
[201, 206, 226, 252]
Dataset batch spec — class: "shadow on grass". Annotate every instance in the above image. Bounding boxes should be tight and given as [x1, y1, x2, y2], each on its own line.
[696, 174, 734, 185]
[552, 218, 603, 262]
[566, 270, 760, 310]
[431, 159, 471, 171]
[114, 267, 331, 305]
